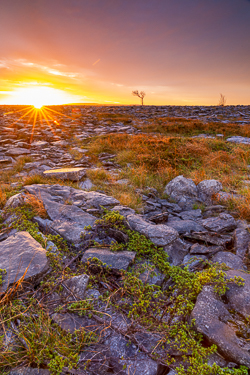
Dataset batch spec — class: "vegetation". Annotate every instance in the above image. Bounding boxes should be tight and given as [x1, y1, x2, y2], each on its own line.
[83, 132, 250, 218]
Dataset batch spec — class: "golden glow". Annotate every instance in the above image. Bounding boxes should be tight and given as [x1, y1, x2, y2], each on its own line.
[2, 86, 79, 107]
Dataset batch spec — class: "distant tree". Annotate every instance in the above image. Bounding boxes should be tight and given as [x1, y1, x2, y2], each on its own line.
[132, 90, 146, 105]
[218, 93, 226, 106]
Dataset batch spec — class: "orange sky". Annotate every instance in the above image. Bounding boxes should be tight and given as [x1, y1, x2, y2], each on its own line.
[0, 0, 250, 106]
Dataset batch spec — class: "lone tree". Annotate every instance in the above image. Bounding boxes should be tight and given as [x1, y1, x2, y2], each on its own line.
[132, 90, 146, 105]
[218, 93, 226, 106]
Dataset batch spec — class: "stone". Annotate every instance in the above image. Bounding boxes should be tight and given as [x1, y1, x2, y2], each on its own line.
[131, 260, 165, 286]
[111, 205, 136, 217]
[164, 175, 199, 208]
[82, 248, 136, 272]
[4, 193, 25, 209]
[103, 332, 158, 375]
[78, 178, 93, 190]
[80, 190, 120, 208]
[24, 186, 96, 245]
[9, 368, 50, 375]
[31, 140, 48, 147]
[233, 227, 250, 258]
[225, 270, 250, 319]
[0, 155, 14, 164]
[164, 238, 190, 265]
[167, 219, 204, 234]
[190, 243, 221, 255]
[148, 211, 169, 224]
[53, 312, 99, 334]
[202, 213, 237, 233]
[0, 231, 49, 293]
[197, 179, 222, 204]
[183, 254, 207, 270]
[184, 231, 232, 247]
[127, 214, 178, 247]
[164, 175, 198, 199]
[191, 285, 250, 367]
[43, 167, 86, 181]
[179, 209, 202, 220]
[62, 274, 89, 300]
[6, 147, 30, 156]
[211, 251, 246, 270]
[227, 136, 250, 145]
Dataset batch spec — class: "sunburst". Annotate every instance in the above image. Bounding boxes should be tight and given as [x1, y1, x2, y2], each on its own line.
[4, 105, 75, 143]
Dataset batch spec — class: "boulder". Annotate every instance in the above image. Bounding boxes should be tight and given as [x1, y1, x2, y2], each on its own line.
[164, 175, 198, 199]
[43, 167, 86, 181]
[0, 231, 49, 293]
[197, 179, 222, 204]
[82, 248, 136, 272]
[191, 285, 250, 367]
[202, 213, 237, 233]
[127, 214, 178, 247]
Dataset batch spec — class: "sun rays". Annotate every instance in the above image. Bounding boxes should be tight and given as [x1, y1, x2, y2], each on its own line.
[4, 104, 75, 143]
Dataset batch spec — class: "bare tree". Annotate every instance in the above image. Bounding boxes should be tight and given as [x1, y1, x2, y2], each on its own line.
[218, 93, 226, 106]
[132, 90, 146, 105]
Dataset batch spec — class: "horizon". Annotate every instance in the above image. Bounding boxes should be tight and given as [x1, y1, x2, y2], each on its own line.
[0, 0, 250, 106]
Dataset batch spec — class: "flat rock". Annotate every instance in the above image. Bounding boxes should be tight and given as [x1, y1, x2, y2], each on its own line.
[227, 136, 250, 145]
[82, 248, 136, 272]
[202, 213, 237, 233]
[43, 167, 86, 181]
[211, 251, 246, 270]
[111, 205, 135, 217]
[6, 147, 31, 156]
[190, 243, 221, 255]
[167, 219, 204, 234]
[0, 155, 14, 164]
[0, 231, 49, 293]
[127, 214, 178, 246]
[191, 285, 250, 367]
[184, 231, 232, 246]
[76, 190, 120, 208]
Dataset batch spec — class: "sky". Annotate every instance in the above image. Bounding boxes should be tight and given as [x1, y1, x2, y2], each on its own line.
[0, 0, 250, 106]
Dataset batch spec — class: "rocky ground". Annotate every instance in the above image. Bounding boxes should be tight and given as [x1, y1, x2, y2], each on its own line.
[1, 105, 250, 375]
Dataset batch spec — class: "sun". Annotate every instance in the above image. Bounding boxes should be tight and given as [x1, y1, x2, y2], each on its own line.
[3, 86, 78, 107]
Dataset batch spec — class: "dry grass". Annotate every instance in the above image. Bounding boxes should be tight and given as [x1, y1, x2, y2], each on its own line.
[85, 133, 250, 189]
[140, 117, 250, 138]
[24, 193, 48, 218]
[82, 132, 250, 215]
